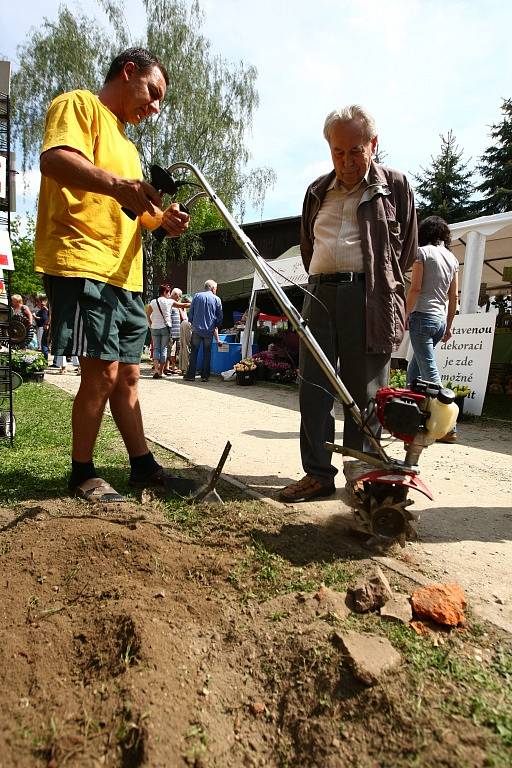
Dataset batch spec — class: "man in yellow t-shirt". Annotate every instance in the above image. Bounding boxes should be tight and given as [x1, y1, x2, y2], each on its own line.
[35, 47, 195, 502]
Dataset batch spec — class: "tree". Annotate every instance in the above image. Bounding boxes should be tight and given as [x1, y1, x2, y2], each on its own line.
[11, 5, 113, 173]
[10, 0, 275, 274]
[476, 98, 512, 215]
[413, 130, 476, 223]
[9, 217, 44, 296]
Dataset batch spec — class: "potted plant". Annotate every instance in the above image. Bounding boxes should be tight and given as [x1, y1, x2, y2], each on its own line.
[252, 351, 298, 385]
[0, 349, 47, 382]
[389, 368, 407, 388]
[253, 357, 269, 381]
[266, 359, 297, 384]
[445, 382, 472, 420]
[233, 358, 257, 385]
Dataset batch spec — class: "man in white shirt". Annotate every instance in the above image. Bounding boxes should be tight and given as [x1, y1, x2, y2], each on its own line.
[279, 105, 417, 502]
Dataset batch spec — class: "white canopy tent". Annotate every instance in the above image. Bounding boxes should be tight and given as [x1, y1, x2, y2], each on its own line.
[450, 211, 512, 309]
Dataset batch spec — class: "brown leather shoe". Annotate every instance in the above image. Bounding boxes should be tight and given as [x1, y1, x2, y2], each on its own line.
[436, 431, 457, 444]
[278, 474, 335, 502]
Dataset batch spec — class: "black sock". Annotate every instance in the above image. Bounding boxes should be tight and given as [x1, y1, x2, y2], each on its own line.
[129, 451, 161, 481]
[69, 459, 97, 490]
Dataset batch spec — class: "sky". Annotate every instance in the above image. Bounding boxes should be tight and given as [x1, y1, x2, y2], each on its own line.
[1, 0, 512, 224]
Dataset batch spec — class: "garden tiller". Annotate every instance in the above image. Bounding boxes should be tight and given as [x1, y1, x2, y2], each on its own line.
[142, 162, 459, 546]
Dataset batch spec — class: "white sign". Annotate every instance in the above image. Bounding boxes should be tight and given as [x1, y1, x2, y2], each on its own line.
[0, 155, 6, 200]
[0, 230, 14, 271]
[435, 312, 497, 416]
[253, 255, 308, 291]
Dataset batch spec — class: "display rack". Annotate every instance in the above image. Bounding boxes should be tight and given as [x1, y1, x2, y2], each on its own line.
[0, 86, 15, 444]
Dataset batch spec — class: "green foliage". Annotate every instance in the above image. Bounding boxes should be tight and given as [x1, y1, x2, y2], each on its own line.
[444, 381, 472, 398]
[8, 217, 43, 296]
[11, 7, 114, 173]
[0, 383, 132, 503]
[477, 98, 512, 215]
[388, 368, 406, 388]
[0, 349, 46, 376]
[492, 295, 512, 314]
[152, 197, 227, 268]
[413, 130, 476, 223]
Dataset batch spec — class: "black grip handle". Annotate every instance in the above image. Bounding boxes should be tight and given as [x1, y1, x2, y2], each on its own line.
[153, 203, 190, 243]
[122, 206, 137, 220]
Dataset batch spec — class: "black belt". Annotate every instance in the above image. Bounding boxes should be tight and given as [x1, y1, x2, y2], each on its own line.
[309, 272, 365, 284]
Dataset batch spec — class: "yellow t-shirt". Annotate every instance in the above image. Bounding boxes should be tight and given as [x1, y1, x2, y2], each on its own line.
[35, 90, 144, 291]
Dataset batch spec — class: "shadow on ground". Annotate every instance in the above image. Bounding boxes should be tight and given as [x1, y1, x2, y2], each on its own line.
[251, 514, 373, 566]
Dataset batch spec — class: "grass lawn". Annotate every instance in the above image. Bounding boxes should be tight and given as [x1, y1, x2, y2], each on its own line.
[0, 381, 188, 505]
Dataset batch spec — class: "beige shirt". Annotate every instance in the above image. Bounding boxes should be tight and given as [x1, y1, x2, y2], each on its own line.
[308, 175, 368, 275]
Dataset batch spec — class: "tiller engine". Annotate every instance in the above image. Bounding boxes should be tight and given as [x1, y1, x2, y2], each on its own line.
[327, 378, 458, 545]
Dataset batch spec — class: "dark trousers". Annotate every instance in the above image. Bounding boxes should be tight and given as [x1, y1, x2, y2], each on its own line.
[41, 329, 49, 361]
[186, 332, 213, 379]
[299, 280, 390, 480]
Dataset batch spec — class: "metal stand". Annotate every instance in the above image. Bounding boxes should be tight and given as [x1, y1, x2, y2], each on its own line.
[0, 87, 15, 444]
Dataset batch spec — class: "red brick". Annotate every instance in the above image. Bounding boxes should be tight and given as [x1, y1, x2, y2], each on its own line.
[411, 583, 467, 626]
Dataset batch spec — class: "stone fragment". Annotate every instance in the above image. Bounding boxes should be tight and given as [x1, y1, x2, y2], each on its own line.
[335, 629, 401, 686]
[348, 566, 393, 612]
[410, 620, 430, 636]
[411, 583, 466, 626]
[250, 701, 265, 717]
[380, 594, 412, 624]
[313, 585, 351, 619]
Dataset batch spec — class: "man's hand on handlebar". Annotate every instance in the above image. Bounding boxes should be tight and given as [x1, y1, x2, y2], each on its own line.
[112, 178, 162, 216]
[160, 203, 190, 237]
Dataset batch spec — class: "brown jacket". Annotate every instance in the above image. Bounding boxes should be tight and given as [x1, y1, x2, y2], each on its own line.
[300, 161, 417, 353]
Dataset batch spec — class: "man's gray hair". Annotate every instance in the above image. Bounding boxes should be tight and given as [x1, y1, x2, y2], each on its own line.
[204, 279, 217, 291]
[323, 105, 377, 142]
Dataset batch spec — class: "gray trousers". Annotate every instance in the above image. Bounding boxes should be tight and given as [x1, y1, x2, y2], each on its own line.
[299, 280, 390, 480]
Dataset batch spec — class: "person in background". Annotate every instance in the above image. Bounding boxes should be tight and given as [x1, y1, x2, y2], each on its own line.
[54, 354, 81, 374]
[164, 287, 190, 375]
[406, 215, 459, 443]
[11, 294, 34, 327]
[147, 283, 173, 379]
[178, 300, 193, 374]
[278, 104, 417, 502]
[34, 295, 50, 359]
[34, 47, 192, 502]
[11, 294, 35, 348]
[183, 280, 223, 383]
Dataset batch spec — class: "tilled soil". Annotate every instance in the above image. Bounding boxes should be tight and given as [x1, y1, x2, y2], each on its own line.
[0, 497, 509, 767]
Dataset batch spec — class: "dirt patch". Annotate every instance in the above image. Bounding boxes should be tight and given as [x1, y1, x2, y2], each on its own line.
[0, 497, 510, 767]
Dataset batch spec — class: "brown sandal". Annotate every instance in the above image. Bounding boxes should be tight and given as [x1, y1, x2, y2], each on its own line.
[73, 477, 125, 503]
[278, 474, 335, 502]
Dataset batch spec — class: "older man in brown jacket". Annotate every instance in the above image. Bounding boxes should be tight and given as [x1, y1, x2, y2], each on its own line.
[279, 104, 417, 503]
